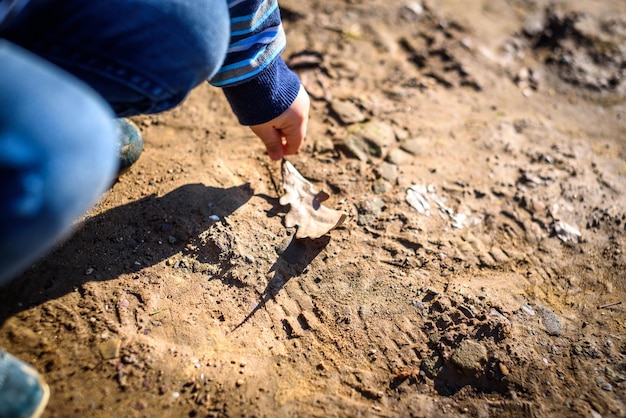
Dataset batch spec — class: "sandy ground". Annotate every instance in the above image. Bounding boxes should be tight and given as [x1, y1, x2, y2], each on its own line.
[2, 0, 626, 417]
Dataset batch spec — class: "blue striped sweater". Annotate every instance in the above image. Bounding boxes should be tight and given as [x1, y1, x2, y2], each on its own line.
[212, 0, 301, 126]
[0, 0, 301, 126]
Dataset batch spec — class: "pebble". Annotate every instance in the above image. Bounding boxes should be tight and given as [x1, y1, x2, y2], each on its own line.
[132, 400, 148, 410]
[521, 304, 535, 316]
[339, 137, 369, 161]
[406, 185, 432, 215]
[596, 377, 613, 391]
[372, 179, 392, 194]
[523, 12, 545, 37]
[314, 136, 335, 154]
[357, 198, 385, 226]
[360, 121, 396, 148]
[404, 2, 424, 17]
[488, 308, 506, 320]
[400, 137, 427, 156]
[499, 363, 510, 376]
[122, 355, 138, 364]
[552, 221, 581, 244]
[330, 99, 366, 125]
[537, 305, 563, 336]
[98, 339, 121, 360]
[385, 148, 413, 165]
[450, 339, 488, 374]
[411, 301, 425, 309]
[349, 121, 396, 158]
[378, 162, 398, 183]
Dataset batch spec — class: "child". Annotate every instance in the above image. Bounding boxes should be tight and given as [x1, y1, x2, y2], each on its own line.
[0, 1, 309, 416]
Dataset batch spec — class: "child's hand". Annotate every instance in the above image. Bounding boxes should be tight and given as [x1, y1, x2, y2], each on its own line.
[250, 85, 310, 160]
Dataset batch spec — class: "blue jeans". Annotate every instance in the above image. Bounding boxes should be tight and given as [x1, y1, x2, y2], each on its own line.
[0, 0, 229, 286]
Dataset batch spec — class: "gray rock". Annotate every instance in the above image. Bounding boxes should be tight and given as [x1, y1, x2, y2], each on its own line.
[537, 305, 563, 336]
[357, 198, 385, 226]
[330, 99, 366, 125]
[314, 136, 335, 154]
[359, 121, 396, 152]
[400, 137, 428, 156]
[338, 136, 369, 161]
[339, 121, 397, 160]
[378, 162, 398, 183]
[385, 148, 413, 165]
[372, 179, 392, 195]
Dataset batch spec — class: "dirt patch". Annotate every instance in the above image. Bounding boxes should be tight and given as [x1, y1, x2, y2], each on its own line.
[1, 0, 626, 417]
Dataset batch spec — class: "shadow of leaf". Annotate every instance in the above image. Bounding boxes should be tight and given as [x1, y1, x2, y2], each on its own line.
[232, 234, 330, 331]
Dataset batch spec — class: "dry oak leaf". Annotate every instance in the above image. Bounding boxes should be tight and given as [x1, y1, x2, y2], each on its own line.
[279, 159, 347, 239]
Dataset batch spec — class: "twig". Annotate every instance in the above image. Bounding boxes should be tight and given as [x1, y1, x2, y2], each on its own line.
[149, 308, 169, 316]
[597, 301, 622, 310]
[264, 160, 282, 196]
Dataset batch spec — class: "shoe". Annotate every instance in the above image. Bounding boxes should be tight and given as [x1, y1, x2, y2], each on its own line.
[117, 118, 144, 175]
[0, 350, 50, 418]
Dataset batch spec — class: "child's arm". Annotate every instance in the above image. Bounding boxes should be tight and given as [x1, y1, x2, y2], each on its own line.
[209, 0, 309, 160]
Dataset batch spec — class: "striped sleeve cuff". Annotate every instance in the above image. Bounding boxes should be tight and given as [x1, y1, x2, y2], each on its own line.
[221, 56, 301, 126]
